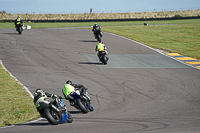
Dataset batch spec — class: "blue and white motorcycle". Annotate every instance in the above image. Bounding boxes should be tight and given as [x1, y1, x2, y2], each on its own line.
[71, 89, 94, 113]
[39, 98, 73, 125]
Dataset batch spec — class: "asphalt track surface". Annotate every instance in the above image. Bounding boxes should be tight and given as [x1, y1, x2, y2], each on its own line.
[1, 28, 200, 133]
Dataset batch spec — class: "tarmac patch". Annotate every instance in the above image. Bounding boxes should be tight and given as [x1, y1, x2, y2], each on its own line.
[84, 54, 191, 68]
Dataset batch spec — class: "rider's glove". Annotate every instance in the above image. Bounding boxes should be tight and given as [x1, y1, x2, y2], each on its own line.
[58, 95, 63, 99]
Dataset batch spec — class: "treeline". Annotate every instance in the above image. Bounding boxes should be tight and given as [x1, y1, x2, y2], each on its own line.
[0, 10, 200, 22]
[0, 10, 6, 14]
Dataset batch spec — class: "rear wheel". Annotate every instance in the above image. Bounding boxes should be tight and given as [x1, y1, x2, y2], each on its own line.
[18, 27, 22, 34]
[76, 99, 88, 113]
[102, 55, 107, 65]
[44, 108, 60, 125]
[96, 34, 101, 42]
[67, 112, 73, 123]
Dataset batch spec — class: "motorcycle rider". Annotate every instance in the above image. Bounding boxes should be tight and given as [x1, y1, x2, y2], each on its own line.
[92, 23, 102, 38]
[95, 41, 108, 60]
[14, 16, 23, 30]
[33, 88, 63, 117]
[62, 80, 87, 106]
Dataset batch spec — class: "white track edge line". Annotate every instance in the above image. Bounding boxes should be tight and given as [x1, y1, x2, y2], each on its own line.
[0, 61, 42, 129]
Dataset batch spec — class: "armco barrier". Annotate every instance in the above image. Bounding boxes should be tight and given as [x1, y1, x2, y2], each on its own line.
[1, 16, 200, 23]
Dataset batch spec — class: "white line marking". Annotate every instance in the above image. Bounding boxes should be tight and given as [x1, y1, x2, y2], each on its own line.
[0, 61, 42, 129]
[0, 118, 43, 129]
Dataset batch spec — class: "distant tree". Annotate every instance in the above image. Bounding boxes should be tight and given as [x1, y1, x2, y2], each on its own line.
[0, 10, 6, 14]
[173, 14, 182, 18]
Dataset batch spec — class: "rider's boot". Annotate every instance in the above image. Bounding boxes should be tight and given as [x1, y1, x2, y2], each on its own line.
[67, 95, 75, 106]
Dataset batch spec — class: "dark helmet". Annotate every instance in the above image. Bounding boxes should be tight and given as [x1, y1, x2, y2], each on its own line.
[94, 23, 98, 27]
[66, 80, 72, 85]
[99, 41, 103, 43]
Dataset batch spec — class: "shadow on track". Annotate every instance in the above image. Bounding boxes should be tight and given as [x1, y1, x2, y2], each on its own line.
[79, 40, 97, 42]
[78, 62, 103, 65]
[1, 33, 20, 35]
[68, 111, 83, 114]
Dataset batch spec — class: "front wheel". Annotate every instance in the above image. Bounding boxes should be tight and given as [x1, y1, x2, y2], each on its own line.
[44, 108, 60, 125]
[76, 98, 88, 113]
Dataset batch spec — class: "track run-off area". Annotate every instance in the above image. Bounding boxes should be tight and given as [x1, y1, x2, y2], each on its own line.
[0, 28, 200, 133]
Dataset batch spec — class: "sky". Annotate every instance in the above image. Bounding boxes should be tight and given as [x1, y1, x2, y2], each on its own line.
[0, 0, 200, 14]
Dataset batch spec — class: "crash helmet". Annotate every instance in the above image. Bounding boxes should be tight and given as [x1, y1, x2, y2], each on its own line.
[34, 88, 45, 97]
[94, 23, 98, 27]
[99, 41, 103, 43]
[18, 16, 21, 19]
[66, 80, 72, 85]
[35, 88, 44, 93]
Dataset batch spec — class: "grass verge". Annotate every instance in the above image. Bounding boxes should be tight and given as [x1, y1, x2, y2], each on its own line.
[102, 19, 200, 60]
[0, 62, 39, 127]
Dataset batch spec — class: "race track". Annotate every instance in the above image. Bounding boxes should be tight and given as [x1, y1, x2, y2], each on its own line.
[1, 28, 200, 133]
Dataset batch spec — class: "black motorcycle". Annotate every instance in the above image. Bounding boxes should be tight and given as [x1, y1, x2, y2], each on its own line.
[98, 50, 109, 65]
[39, 98, 73, 125]
[95, 33, 102, 42]
[16, 23, 23, 34]
[93, 26, 102, 42]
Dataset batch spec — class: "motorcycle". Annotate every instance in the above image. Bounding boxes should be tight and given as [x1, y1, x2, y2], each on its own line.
[16, 23, 23, 34]
[93, 26, 102, 42]
[39, 98, 73, 125]
[70, 89, 94, 113]
[95, 33, 102, 42]
[98, 50, 109, 65]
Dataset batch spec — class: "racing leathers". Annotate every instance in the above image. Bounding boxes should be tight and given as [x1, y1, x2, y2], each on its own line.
[95, 42, 108, 59]
[33, 89, 62, 116]
[92, 24, 102, 38]
[62, 83, 86, 105]
[14, 17, 23, 30]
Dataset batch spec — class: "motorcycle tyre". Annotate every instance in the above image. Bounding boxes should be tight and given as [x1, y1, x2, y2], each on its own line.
[102, 55, 107, 65]
[44, 108, 60, 125]
[76, 99, 88, 113]
[18, 27, 22, 34]
[96, 34, 101, 42]
[67, 112, 73, 123]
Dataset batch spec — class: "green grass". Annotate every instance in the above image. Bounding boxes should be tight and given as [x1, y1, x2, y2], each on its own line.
[0, 64, 39, 127]
[0, 18, 200, 127]
[102, 19, 200, 59]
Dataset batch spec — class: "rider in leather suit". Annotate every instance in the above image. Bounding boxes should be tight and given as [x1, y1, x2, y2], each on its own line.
[62, 80, 87, 105]
[92, 23, 102, 38]
[33, 88, 62, 117]
[14, 16, 23, 30]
